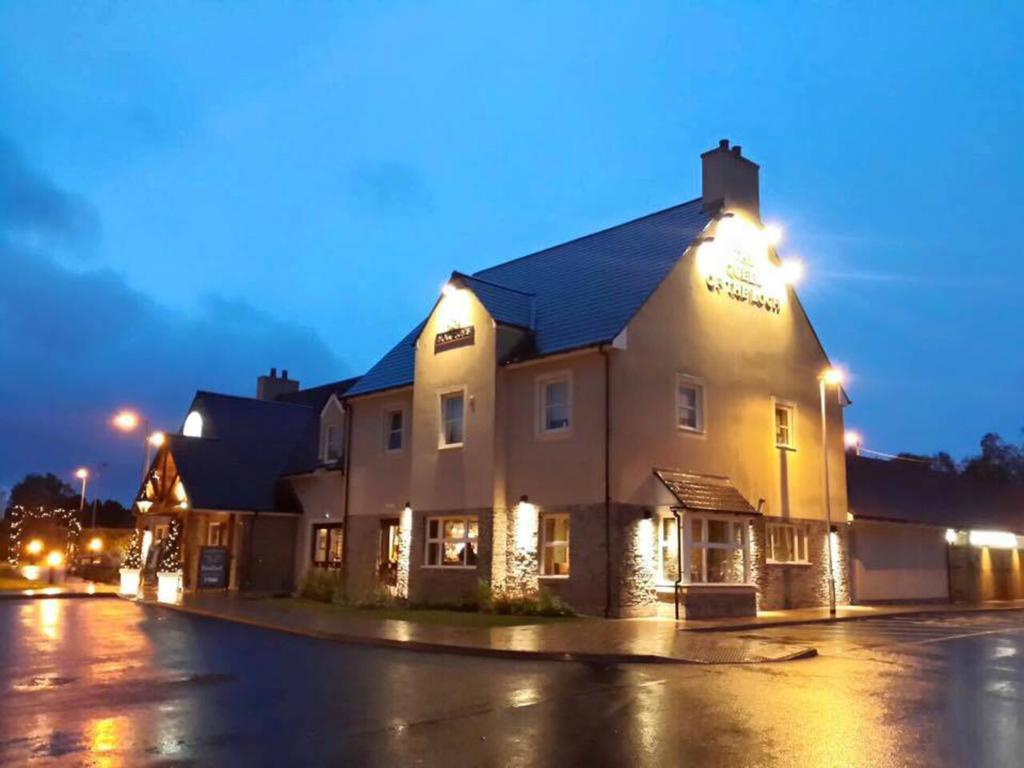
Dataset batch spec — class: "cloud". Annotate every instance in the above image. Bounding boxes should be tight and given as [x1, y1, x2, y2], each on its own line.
[0, 138, 99, 253]
[0, 141, 344, 502]
[350, 160, 432, 214]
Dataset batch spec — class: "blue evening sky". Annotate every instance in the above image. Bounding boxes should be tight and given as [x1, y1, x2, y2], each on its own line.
[1, 2, 1022, 502]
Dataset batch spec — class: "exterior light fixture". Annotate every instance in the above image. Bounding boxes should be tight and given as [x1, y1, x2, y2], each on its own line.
[945, 528, 958, 545]
[780, 258, 804, 285]
[763, 223, 783, 247]
[25, 539, 44, 556]
[968, 530, 1019, 549]
[441, 282, 456, 298]
[821, 367, 844, 386]
[88, 537, 103, 553]
[46, 551, 64, 568]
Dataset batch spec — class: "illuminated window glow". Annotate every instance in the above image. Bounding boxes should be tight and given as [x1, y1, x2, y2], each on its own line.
[540, 513, 570, 577]
[676, 374, 705, 433]
[767, 523, 809, 564]
[182, 411, 203, 438]
[425, 516, 478, 567]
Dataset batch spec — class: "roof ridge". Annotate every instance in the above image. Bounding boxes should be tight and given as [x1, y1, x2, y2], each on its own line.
[193, 390, 314, 409]
[453, 271, 536, 297]
[474, 197, 704, 276]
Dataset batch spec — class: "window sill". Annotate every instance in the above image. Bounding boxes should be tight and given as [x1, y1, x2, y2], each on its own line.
[535, 428, 572, 442]
[765, 560, 812, 567]
[539, 574, 570, 580]
[420, 565, 477, 570]
[677, 426, 706, 437]
[438, 443, 464, 451]
[775, 445, 797, 452]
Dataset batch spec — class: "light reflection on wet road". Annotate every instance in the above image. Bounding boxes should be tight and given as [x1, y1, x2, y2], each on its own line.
[2, 599, 1024, 766]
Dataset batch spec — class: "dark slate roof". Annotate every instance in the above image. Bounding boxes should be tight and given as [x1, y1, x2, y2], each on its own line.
[847, 455, 1024, 533]
[454, 272, 535, 329]
[276, 377, 360, 475]
[654, 469, 760, 515]
[347, 198, 713, 397]
[166, 393, 313, 512]
[157, 376, 360, 511]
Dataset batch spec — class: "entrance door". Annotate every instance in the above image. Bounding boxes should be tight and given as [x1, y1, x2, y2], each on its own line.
[378, 519, 400, 588]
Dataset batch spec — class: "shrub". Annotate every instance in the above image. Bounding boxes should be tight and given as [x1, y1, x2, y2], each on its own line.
[299, 568, 345, 603]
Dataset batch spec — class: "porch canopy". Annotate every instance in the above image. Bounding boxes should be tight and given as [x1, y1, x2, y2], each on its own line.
[654, 469, 761, 516]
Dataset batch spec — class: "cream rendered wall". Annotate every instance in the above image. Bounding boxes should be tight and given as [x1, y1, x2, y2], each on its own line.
[611, 214, 848, 522]
[347, 388, 413, 518]
[410, 289, 499, 512]
[289, 472, 346, 583]
[500, 351, 606, 507]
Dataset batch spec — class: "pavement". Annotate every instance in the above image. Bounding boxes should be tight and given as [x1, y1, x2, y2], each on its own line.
[0, 579, 119, 600]
[4, 598, 1024, 766]
[137, 592, 818, 665]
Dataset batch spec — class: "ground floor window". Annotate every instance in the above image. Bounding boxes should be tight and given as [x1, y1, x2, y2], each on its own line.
[687, 515, 749, 584]
[767, 522, 810, 564]
[540, 513, 570, 577]
[207, 521, 226, 546]
[425, 516, 478, 567]
[312, 524, 343, 568]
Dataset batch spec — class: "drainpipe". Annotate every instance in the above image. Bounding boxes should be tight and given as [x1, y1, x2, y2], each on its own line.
[245, 510, 257, 591]
[672, 507, 683, 621]
[340, 401, 354, 602]
[600, 346, 612, 618]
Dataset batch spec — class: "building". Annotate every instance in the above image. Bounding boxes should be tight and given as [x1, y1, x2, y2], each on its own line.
[847, 454, 1024, 604]
[136, 140, 853, 618]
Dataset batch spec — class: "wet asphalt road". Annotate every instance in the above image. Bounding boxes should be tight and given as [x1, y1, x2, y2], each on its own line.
[2, 600, 1024, 767]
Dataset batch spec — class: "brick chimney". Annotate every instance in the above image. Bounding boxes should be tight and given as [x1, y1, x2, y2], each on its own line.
[256, 367, 300, 400]
[701, 139, 760, 220]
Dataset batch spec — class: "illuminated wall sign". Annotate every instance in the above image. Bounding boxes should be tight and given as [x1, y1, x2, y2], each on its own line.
[696, 214, 786, 314]
[435, 326, 475, 353]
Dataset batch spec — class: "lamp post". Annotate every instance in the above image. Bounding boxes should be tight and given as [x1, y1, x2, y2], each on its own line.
[112, 411, 166, 487]
[819, 367, 844, 617]
[74, 468, 89, 514]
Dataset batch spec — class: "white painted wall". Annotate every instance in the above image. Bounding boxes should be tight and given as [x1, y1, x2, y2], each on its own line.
[851, 520, 948, 602]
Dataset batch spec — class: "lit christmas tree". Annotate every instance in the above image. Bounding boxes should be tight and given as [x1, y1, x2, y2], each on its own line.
[122, 528, 144, 569]
[157, 517, 183, 573]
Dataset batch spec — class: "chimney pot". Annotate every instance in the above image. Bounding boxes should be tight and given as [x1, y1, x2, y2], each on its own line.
[732, 145, 742, 156]
[282, 369, 289, 380]
[719, 138, 729, 150]
[270, 367, 277, 379]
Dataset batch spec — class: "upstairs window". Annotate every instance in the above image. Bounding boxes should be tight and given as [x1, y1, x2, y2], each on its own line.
[320, 397, 345, 463]
[183, 411, 204, 438]
[439, 391, 465, 448]
[538, 374, 572, 434]
[774, 401, 795, 449]
[384, 409, 404, 453]
[676, 375, 705, 433]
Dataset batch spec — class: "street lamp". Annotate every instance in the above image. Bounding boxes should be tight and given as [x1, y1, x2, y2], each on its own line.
[74, 467, 89, 514]
[819, 366, 845, 617]
[112, 410, 162, 485]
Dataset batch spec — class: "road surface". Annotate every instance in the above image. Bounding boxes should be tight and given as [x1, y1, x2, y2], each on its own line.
[2, 598, 1023, 766]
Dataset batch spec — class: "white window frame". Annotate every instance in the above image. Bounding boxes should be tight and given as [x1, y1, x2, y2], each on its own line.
[207, 521, 225, 547]
[684, 513, 751, 585]
[536, 371, 573, 437]
[320, 396, 345, 463]
[539, 513, 570, 578]
[676, 374, 706, 434]
[424, 515, 479, 568]
[773, 399, 796, 450]
[383, 407, 404, 453]
[438, 387, 466, 449]
[766, 522, 810, 564]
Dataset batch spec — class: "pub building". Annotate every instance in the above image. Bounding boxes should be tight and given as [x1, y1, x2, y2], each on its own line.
[135, 140, 854, 618]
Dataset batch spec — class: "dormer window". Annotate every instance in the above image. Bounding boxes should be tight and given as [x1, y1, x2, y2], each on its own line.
[320, 396, 345, 464]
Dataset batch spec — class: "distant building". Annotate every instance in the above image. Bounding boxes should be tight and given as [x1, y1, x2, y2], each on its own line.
[136, 141, 853, 617]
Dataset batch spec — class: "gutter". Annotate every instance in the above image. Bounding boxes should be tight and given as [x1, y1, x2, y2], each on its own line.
[340, 400, 354, 601]
[600, 345, 612, 618]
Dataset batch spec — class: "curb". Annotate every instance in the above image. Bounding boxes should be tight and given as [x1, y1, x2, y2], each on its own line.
[0, 590, 118, 601]
[682, 605, 1024, 633]
[141, 599, 817, 666]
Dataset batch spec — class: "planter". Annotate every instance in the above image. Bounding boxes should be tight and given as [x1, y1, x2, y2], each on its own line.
[156, 571, 182, 603]
[119, 567, 141, 597]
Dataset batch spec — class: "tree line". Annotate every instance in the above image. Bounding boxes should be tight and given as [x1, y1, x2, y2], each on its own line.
[1, 472, 131, 527]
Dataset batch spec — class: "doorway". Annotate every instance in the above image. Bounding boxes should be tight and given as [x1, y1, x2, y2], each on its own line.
[378, 518, 400, 589]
